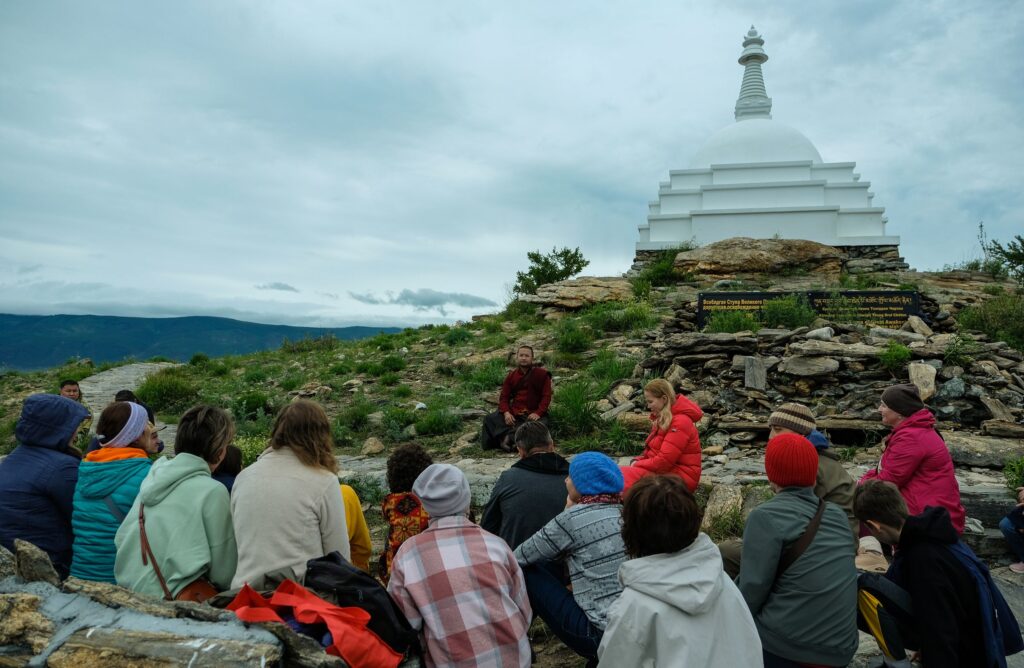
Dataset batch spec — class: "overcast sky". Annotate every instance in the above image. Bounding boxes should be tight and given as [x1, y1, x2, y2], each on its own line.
[1, 1, 1020, 327]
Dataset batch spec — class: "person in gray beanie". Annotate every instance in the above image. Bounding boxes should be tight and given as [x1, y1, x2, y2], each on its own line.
[388, 463, 532, 667]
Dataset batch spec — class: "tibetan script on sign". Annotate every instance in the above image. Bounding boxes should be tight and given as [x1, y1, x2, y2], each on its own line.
[696, 291, 921, 329]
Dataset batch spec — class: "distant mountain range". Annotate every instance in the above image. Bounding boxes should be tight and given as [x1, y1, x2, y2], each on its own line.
[0, 314, 403, 371]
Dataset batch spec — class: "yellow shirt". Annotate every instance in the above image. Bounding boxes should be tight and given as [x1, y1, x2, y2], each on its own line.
[341, 484, 372, 572]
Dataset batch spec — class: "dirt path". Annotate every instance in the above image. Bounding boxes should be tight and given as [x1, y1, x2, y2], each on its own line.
[78, 362, 179, 452]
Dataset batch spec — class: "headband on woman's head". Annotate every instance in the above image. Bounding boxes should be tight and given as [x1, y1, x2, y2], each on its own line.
[101, 402, 149, 448]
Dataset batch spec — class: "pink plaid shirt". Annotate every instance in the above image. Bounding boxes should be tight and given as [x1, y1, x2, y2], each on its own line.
[388, 515, 532, 667]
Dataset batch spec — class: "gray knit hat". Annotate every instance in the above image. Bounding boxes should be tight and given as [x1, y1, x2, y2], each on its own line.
[768, 403, 816, 436]
[412, 463, 471, 518]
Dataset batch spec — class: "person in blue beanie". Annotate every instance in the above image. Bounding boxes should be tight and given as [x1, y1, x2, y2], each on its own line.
[513, 451, 628, 668]
[0, 394, 90, 578]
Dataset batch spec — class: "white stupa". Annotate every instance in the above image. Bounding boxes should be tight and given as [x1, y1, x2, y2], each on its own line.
[637, 27, 899, 252]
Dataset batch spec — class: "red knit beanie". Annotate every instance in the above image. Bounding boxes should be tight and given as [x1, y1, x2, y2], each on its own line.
[765, 433, 818, 488]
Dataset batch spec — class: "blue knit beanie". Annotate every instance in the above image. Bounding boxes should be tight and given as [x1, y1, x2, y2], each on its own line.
[569, 452, 624, 496]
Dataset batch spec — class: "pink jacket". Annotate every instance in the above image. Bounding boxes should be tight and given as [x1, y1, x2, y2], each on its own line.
[859, 409, 965, 533]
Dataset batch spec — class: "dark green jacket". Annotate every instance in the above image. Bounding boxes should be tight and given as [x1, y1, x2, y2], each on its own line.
[815, 449, 859, 539]
[738, 486, 858, 666]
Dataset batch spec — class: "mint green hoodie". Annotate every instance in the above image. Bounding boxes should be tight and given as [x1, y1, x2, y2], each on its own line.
[114, 453, 236, 598]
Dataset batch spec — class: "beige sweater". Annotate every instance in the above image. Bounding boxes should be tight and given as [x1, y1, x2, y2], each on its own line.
[230, 446, 349, 589]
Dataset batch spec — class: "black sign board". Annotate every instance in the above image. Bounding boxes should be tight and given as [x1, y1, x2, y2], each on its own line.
[696, 290, 921, 329]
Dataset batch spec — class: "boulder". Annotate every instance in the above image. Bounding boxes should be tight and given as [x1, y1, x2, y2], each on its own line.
[700, 484, 744, 532]
[608, 384, 635, 406]
[46, 628, 283, 667]
[946, 432, 1024, 469]
[0, 543, 14, 579]
[361, 437, 386, 456]
[601, 401, 635, 421]
[14, 540, 60, 587]
[663, 363, 687, 388]
[0, 594, 53, 655]
[616, 412, 651, 432]
[980, 396, 1016, 422]
[777, 356, 840, 377]
[519, 277, 634, 309]
[902, 315, 934, 337]
[908, 362, 937, 401]
[744, 356, 768, 390]
[983, 420, 1024, 439]
[787, 340, 885, 359]
[674, 238, 843, 276]
[803, 327, 835, 341]
[937, 377, 967, 400]
[868, 327, 925, 344]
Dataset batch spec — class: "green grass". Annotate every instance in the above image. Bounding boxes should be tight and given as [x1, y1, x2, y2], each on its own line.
[548, 381, 600, 439]
[135, 367, 199, 412]
[879, 340, 911, 376]
[337, 394, 376, 431]
[579, 301, 657, 333]
[415, 408, 463, 436]
[760, 294, 817, 329]
[586, 350, 635, 394]
[704, 310, 760, 333]
[457, 358, 509, 392]
[345, 474, 387, 506]
[555, 319, 594, 353]
[957, 293, 1024, 351]
[703, 506, 746, 542]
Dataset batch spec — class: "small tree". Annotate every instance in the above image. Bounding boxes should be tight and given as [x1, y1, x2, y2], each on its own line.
[513, 246, 589, 296]
[985, 234, 1024, 286]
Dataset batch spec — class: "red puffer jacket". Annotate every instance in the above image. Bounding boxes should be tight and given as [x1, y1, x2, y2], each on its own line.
[859, 408, 966, 533]
[623, 395, 703, 492]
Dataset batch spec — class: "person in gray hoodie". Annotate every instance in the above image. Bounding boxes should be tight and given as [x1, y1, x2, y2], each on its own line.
[598, 474, 762, 667]
[738, 433, 858, 668]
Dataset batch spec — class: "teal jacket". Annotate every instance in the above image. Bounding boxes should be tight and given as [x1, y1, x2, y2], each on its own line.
[115, 453, 236, 597]
[737, 486, 859, 666]
[70, 453, 151, 582]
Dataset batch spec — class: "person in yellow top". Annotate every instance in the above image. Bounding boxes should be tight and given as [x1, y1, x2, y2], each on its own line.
[341, 483, 372, 572]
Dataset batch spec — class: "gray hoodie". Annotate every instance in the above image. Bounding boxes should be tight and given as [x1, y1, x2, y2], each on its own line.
[597, 533, 763, 667]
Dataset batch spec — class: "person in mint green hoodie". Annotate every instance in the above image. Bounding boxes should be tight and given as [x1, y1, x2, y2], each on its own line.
[71, 401, 157, 582]
[115, 405, 237, 599]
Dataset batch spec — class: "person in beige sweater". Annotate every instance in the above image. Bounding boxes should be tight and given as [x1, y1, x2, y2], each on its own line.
[231, 400, 349, 589]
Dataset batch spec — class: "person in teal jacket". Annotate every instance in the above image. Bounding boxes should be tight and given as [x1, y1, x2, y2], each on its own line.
[115, 405, 237, 598]
[71, 401, 157, 582]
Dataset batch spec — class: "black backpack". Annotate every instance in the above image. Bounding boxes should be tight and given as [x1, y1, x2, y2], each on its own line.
[304, 552, 419, 656]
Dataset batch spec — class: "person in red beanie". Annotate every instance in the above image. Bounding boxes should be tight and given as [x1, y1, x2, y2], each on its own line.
[737, 433, 859, 668]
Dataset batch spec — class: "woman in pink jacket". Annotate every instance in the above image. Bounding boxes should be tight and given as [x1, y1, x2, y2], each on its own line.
[620, 379, 703, 492]
[859, 383, 966, 533]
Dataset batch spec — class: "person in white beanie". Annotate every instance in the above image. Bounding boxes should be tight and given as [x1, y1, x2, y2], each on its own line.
[387, 463, 532, 667]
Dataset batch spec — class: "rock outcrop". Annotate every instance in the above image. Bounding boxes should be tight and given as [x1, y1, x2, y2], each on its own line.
[674, 238, 844, 277]
[518, 276, 635, 310]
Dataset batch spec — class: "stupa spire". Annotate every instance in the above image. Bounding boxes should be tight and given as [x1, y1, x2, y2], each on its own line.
[734, 25, 772, 121]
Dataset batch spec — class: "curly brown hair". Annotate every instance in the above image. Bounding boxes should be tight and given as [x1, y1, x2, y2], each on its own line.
[622, 475, 702, 558]
[386, 442, 434, 493]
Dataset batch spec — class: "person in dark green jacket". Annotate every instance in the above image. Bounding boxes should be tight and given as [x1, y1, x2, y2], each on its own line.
[738, 433, 858, 668]
[71, 401, 157, 582]
[115, 405, 237, 598]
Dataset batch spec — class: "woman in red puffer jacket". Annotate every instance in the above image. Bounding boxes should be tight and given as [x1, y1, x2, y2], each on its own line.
[620, 379, 703, 492]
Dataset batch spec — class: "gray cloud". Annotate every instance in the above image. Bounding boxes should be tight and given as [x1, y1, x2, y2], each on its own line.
[349, 288, 498, 315]
[255, 282, 299, 293]
[0, 1, 1020, 326]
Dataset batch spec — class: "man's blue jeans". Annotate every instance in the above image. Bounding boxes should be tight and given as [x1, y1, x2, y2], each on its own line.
[522, 562, 602, 662]
[1000, 513, 1024, 562]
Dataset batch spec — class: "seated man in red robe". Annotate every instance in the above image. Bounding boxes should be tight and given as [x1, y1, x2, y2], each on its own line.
[481, 345, 552, 452]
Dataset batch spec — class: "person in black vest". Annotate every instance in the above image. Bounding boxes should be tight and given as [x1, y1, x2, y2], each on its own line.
[480, 345, 552, 451]
[481, 421, 570, 549]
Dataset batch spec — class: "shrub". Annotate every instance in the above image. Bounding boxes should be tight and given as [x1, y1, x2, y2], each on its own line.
[457, 358, 509, 392]
[208, 362, 230, 377]
[983, 284, 1007, 296]
[243, 367, 268, 384]
[235, 435, 269, 467]
[189, 353, 210, 366]
[443, 328, 473, 346]
[503, 299, 538, 320]
[879, 340, 911, 375]
[355, 361, 385, 377]
[704, 310, 759, 334]
[415, 408, 462, 436]
[580, 301, 657, 333]
[630, 276, 652, 301]
[636, 242, 697, 287]
[382, 406, 417, 441]
[369, 333, 395, 352]
[943, 334, 980, 367]
[555, 319, 594, 353]
[760, 294, 817, 329]
[513, 247, 589, 297]
[135, 368, 199, 412]
[984, 234, 1024, 285]
[480, 319, 503, 334]
[346, 475, 387, 506]
[279, 374, 304, 392]
[281, 335, 339, 354]
[233, 391, 273, 421]
[378, 372, 400, 386]
[957, 294, 1024, 351]
[380, 355, 407, 372]
[329, 362, 351, 375]
[548, 381, 600, 439]
[392, 384, 414, 399]
[587, 350, 635, 394]
[1005, 457, 1024, 491]
[338, 395, 376, 431]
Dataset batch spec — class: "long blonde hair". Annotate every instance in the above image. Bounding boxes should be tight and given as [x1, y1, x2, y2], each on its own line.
[645, 379, 676, 431]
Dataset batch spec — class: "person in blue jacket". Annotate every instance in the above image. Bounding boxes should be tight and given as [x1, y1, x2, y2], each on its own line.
[0, 394, 90, 578]
[71, 401, 157, 582]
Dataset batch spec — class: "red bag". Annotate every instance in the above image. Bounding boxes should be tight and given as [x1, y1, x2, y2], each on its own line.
[227, 580, 403, 668]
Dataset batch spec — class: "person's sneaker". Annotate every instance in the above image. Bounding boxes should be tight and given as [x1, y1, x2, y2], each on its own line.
[1009, 562, 1024, 574]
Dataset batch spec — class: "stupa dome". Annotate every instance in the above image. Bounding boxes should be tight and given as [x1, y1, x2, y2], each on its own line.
[689, 118, 822, 168]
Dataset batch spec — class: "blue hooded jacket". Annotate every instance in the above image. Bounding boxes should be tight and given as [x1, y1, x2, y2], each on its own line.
[71, 451, 151, 583]
[0, 394, 89, 577]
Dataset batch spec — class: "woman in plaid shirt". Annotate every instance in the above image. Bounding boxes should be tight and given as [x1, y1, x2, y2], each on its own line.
[387, 464, 532, 667]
